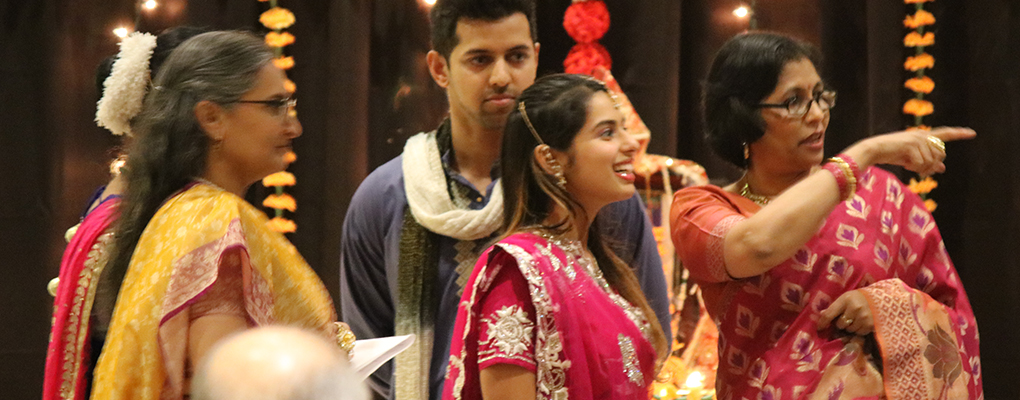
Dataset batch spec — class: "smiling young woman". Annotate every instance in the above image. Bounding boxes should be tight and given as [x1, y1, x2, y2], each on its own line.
[442, 74, 668, 400]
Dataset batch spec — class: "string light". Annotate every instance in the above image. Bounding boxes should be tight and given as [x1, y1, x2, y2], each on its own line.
[113, 27, 130, 38]
[143, 0, 158, 10]
[733, 5, 750, 18]
[421, 0, 437, 6]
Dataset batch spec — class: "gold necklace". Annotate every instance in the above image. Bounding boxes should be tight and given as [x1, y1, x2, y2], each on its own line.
[739, 180, 771, 206]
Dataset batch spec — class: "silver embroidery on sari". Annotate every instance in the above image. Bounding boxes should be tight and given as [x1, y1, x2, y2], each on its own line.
[618, 334, 645, 386]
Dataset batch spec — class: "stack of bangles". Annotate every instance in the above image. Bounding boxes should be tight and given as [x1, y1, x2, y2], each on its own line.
[823, 154, 861, 202]
[335, 322, 356, 360]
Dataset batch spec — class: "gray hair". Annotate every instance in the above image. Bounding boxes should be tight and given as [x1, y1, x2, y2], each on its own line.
[99, 31, 274, 329]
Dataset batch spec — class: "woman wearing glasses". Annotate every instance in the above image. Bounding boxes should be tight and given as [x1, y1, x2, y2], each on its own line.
[90, 31, 342, 400]
[671, 32, 982, 398]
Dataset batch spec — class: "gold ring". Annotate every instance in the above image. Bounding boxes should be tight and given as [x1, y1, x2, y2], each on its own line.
[335, 322, 356, 359]
[926, 135, 946, 153]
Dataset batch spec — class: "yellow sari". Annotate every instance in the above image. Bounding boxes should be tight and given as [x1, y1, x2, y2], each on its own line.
[92, 183, 336, 400]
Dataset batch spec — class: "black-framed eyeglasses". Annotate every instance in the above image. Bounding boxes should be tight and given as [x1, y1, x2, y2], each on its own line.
[756, 90, 837, 118]
[234, 97, 297, 118]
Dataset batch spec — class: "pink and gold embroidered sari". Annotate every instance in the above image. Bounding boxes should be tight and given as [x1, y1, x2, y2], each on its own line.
[44, 198, 119, 400]
[443, 232, 657, 400]
[671, 167, 982, 399]
[91, 183, 337, 400]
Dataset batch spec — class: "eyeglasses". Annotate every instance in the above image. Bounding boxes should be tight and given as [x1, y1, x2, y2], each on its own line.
[234, 97, 297, 118]
[756, 90, 837, 118]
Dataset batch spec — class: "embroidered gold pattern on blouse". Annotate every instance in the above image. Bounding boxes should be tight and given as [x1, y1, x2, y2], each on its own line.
[498, 243, 573, 400]
[479, 305, 535, 364]
[618, 334, 644, 386]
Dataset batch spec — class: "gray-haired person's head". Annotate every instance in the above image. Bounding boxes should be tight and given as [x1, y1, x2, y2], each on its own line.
[99, 30, 274, 328]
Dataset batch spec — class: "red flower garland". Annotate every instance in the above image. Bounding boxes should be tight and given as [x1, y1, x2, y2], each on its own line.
[563, 0, 611, 75]
[563, 0, 610, 43]
[564, 42, 612, 75]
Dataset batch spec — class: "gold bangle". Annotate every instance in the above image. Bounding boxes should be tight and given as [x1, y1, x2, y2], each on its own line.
[827, 157, 857, 201]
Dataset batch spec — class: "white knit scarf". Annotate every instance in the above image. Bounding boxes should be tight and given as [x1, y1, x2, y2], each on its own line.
[402, 132, 503, 240]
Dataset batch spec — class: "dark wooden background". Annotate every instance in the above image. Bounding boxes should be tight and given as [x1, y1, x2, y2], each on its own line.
[2, 0, 1016, 398]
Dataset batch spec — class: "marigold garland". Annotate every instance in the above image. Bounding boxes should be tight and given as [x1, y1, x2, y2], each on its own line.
[267, 217, 297, 233]
[902, 0, 939, 211]
[263, 171, 297, 186]
[903, 9, 936, 28]
[263, 193, 297, 212]
[904, 53, 935, 71]
[903, 99, 934, 117]
[904, 31, 935, 47]
[260, 0, 298, 233]
[273, 56, 295, 70]
[265, 31, 295, 47]
[904, 76, 935, 94]
[260, 7, 296, 30]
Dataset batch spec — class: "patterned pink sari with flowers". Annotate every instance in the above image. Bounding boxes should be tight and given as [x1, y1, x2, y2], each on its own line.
[671, 167, 982, 399]
[44, 198, 119, 400]
[443, 232, 657, 400]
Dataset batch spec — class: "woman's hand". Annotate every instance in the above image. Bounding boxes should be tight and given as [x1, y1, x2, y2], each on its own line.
[843, 126, 976, 175]
[817, 289, 875, 336]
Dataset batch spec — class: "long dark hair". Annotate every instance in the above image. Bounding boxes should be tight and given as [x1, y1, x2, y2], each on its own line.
[500, 73, 668, 363]
[703, 31, 820, 168]
[95, 31, 273, 325]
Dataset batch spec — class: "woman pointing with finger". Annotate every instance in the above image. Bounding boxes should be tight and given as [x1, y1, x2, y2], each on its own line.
[671, 32, 982, 399]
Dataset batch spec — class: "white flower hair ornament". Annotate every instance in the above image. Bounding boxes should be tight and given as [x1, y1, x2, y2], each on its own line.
[95, 32, 158, 136]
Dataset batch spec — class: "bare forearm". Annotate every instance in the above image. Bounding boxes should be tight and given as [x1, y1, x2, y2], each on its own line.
[724, 169, 842, 277]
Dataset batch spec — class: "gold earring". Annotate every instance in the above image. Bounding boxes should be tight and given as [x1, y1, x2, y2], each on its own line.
[541, 146, 567, 188]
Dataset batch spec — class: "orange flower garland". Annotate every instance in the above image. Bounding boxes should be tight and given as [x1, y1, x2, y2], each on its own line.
[259, 0, 298, 233]
[904, 76, 935, 94]
[273, 56, 295, 70]
[259, 7, 296, 30]
[903, 31, 935, 47]
[904, 53, 935, 71]
[903, 99, 934, 117]
[903, 9, 936, 28]
[903, 0, 939, 211]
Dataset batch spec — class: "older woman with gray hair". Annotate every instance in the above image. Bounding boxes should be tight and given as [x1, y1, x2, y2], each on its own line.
[91, 31, 344, 400]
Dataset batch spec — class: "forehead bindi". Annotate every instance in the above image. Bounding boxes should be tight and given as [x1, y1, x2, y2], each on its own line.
[452, 13, 533, 57]
[774, 58, 822, 95]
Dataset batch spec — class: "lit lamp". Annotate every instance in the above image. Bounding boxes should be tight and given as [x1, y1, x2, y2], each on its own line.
[683, 370, 705, 399]
[733, 1, 758, 30]
[113, 27, 130, 38]
[143, 0, 157, 10]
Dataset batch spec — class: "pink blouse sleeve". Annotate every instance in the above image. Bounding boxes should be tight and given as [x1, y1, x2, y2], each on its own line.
[475, 254, 538, 372]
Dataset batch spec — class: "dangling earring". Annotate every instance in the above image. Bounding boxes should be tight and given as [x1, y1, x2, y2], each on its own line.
[540, 145, 567, 189]
[521, 101, 567, 189]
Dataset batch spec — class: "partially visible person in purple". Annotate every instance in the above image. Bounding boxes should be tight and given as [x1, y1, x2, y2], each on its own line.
[338, 1, 670, 399]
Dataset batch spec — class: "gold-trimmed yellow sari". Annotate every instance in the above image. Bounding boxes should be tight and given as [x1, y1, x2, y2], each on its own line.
[92, 183, 336, 400]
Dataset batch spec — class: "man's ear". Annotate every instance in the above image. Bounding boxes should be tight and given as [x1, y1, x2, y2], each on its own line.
[533, 42, 540, 59]
[426, 50, 450, 89]
[194, 100, 225, 141]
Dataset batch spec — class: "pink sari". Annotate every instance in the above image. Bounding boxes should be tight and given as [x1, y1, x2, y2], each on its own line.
[671, 167, 982, 399]
[443, 232, 657, 400]
[43, 198, 119, 400]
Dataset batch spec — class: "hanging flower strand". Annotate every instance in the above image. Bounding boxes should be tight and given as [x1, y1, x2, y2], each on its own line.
[259, 0, 299, 233]
[902, 0, 939, 212]
[563, 0, 612, 75]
